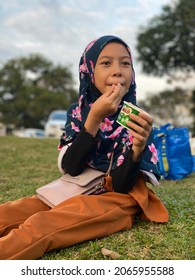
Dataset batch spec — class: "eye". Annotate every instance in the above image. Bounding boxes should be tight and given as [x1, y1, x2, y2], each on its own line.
[122, 61, 131, 66]
[100, 60, 111, 66]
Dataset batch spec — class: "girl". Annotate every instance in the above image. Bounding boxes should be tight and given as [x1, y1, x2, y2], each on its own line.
[0, 35, 168, 260]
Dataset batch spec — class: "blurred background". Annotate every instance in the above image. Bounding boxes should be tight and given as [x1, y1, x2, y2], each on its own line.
[0, 0, 194, 138]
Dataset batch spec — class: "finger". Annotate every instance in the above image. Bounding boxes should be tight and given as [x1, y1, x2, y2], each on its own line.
[130, 113, 153, 130]
[108, 84, 123, 102]
[130, 129, 147, 142]
[126, 121, 148, 138]
[114, 83, 124, 97]
[138, 111, 153, 126]
[104, 84, 116, 97]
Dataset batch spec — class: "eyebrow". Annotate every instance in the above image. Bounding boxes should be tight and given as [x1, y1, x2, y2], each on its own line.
[98, 55, 131, 60]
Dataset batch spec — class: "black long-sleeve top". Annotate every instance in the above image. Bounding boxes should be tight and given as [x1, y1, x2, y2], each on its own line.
[61, 127, 141, 194]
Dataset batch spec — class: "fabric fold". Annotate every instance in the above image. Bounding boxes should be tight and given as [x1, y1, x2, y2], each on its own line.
[129, 174, 169, 223]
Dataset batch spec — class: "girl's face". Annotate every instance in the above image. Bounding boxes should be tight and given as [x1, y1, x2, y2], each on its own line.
[94, 42, 133, 95]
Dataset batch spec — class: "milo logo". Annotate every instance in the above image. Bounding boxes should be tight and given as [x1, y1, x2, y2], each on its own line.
[121, 106, 132, 115]
[117, 101, 140, 130]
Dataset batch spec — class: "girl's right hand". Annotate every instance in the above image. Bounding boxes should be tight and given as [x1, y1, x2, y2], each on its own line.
[84, 83, 124, 136]
[90, 83, 124, 121]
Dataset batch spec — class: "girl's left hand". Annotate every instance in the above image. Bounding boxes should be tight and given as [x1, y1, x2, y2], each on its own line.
[126, 111, 153, 161]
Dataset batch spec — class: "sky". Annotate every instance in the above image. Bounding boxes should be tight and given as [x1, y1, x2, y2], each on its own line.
[0, 0, 187, 101]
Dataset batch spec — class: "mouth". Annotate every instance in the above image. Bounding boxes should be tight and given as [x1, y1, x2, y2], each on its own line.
[108, 83, 124, 87]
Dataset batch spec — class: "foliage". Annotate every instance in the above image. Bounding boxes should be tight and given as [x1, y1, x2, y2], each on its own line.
[138, 88, 192, 127]
[136, 0, 195, 134]
[136, 0, 195, 76]
[0, 136, 195, 260]
[0, 54, 78, 128]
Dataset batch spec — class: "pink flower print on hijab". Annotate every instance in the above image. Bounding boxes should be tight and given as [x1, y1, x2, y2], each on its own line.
[71, 122, 80, 132]
[79, 56, 89, 79]
[117, 155, 124, 166]
[148, 143, 158, 164]
[106, 126, 124, 139]
[89, 60, 95, 82]
[100, 118, 114, 132]
[71, 95, 82, 121]
[79, 39, 97, 79]
[72, 106, 82, 121]
[85, 39, 97, 52]
[125, 130, 134, 144]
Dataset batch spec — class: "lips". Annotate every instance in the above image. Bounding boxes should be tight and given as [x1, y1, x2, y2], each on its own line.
[108, 82, 124, 86]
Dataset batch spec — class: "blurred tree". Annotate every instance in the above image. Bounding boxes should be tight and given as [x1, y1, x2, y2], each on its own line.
[0, 54, 78, 128]
[136, 0, 195, 132]
[138, 88, 192, 127]
[136, 0, 194, 75]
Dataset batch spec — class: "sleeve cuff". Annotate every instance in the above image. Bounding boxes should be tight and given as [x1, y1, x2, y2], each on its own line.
[57, 144, 71, 174]
[141, 170, 160, 186]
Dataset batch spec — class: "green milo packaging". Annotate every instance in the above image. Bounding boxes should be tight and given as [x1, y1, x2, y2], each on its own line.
[117, 101, 141, 129]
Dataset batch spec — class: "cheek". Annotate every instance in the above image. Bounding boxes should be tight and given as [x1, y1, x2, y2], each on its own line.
[125, 76, 131, 89]
[126, 71, 133, 88]
[94, 76, 100, 89]
[93, 68, 99, 86]
[94, 70, 104, 89]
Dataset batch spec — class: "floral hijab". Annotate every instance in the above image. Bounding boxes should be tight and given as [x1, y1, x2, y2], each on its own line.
[59, 35, 160, 180]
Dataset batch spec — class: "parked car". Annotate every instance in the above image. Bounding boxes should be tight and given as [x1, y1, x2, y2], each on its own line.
[13, 128, 45, 138]
[45, 110, 67, 138]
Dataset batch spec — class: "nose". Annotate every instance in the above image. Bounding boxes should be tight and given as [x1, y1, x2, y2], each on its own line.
[112, 62, 122, 77]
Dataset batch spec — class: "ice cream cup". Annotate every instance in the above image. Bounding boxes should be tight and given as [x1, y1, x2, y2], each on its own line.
[117, 101, 141, 129]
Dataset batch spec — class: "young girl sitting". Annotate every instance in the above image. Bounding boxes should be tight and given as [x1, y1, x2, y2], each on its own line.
[0, 35, 168, 260]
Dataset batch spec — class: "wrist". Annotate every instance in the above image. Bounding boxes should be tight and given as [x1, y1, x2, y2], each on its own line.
[132, 146, 144, 162]
[84, 111, 102, 137]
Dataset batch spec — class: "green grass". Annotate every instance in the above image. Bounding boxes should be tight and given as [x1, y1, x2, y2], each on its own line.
[0, 136, 195, 260]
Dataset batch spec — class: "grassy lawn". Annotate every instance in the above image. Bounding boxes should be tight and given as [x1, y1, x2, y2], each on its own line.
[0, 136, 194, 260]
